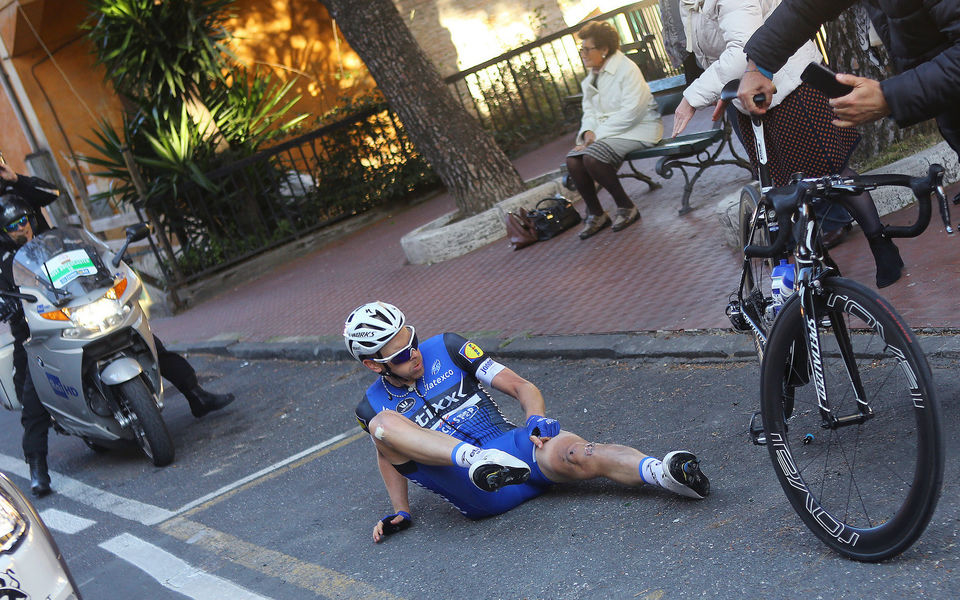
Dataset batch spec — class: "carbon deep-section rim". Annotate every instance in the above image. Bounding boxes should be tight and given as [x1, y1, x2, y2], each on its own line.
[759, 276, 943, 561]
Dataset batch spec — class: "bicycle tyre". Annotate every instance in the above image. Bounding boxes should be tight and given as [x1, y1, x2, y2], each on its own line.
[759, 276, 943, 562]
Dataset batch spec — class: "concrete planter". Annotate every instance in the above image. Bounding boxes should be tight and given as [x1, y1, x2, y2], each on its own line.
[401, 179, 579, 264]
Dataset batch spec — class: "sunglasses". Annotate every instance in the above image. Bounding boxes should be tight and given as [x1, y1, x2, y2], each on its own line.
[4, 216, 28, 232]
[372, 326, 419, 365]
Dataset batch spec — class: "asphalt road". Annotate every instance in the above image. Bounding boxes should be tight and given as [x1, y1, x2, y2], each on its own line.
[1, 352, 958, 599]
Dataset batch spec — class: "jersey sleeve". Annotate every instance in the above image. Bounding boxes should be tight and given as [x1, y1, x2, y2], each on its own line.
[355, 396, 377, 432]
[443, 333, 506, 387]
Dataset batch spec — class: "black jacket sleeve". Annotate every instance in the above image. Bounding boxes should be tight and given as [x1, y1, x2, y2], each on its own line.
[879, 1, 960, 127]
[743, 0, 855, 73]
[10, 174, 60, 211]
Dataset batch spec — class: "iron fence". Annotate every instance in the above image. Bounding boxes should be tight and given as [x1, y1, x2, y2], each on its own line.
[148, 2, 675, 291]
[154, 104, 437, 287]
[444, 1, 679, 153]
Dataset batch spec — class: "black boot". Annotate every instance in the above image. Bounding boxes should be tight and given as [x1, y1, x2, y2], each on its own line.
[867, 234, 904, 288]
[185, 387, 235, 418]
[26, 454, 52, 497]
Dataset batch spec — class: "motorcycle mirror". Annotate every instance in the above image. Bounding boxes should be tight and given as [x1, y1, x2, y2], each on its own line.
[125, 223, 150, 243]
[112, 223, 151, 268]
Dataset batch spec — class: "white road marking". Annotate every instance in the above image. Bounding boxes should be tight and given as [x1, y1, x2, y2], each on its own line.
[0, 453, 174, 525]
[99, 533, 273, 600]
[173, 426, 362, 515]
[0, 426, 362, 525]
[39, 508, 96, 534]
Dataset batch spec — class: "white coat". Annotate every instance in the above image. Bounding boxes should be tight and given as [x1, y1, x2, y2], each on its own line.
[578, 50, 664, 145]
[679, 0, 823, 111]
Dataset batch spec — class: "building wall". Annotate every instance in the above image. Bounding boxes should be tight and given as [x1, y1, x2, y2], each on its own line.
[0, 0, 610, 227]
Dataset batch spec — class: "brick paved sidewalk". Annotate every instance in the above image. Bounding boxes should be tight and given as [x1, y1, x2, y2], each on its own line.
[151, 112, 960, 346]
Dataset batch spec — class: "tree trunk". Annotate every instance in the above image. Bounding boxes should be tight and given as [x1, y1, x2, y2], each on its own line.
[821, 6, 938, 166]
[319, 0, 525, 216]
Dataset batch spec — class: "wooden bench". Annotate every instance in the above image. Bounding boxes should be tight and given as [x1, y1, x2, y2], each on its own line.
[564, 73, 753, 215]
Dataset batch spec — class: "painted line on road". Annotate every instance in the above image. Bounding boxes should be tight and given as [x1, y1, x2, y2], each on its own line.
[0, 453, 174, 525]
[171, 427, 365, 517]
[100, 532, 273, 600]
[39, 508, 96, 534]
[0, 427, 364, 526]
[160, 517, 405, 600]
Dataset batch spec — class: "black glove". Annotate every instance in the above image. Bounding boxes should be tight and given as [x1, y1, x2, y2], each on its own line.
[0, 296, 19, 322]
[379, 511, 412, 536]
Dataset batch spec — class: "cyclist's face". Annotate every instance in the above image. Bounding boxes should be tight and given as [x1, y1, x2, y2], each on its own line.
[376, 326, 423, 381]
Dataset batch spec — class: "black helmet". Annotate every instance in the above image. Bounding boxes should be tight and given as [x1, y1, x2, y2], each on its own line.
[0, 193, 34, 249]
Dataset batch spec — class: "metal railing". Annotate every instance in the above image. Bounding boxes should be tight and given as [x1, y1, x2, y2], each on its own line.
[144, 2, 675, 293]
[444, 1, 678, 153]
[152, 104, 437, 287]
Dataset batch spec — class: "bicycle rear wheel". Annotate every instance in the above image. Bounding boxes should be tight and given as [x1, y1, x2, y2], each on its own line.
[759, 277, 943, 562]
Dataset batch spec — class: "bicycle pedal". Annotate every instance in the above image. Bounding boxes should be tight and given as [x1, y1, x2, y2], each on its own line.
[749, 411, 766, 446]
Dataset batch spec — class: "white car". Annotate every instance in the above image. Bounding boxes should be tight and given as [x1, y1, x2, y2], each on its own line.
[1, 472, 82, 599]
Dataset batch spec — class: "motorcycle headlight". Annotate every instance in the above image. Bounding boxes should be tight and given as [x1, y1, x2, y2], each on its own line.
[0, 489, 27, 553]
[42, 277, 133, 339]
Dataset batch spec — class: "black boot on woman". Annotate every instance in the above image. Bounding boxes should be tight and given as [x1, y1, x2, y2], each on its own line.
[867, 234, 904, 288]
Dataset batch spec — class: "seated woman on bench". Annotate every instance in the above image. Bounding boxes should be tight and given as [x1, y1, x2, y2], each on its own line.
[670, 0, 903, 286]
[566, 21, 663, 239]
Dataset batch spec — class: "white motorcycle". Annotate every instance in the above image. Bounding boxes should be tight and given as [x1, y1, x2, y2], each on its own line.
[0, 224, 174, 466]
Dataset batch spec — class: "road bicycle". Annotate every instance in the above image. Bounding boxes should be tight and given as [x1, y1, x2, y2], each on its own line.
[720, 79, 952, 562]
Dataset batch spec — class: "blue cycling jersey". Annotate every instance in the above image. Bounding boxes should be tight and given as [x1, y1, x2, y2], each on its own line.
[355, 333, 551, 518]
[356, 333, 515, 445]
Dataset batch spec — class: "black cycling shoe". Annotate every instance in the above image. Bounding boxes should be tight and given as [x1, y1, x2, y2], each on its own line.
[660, 451, 710, 499]
[467, 449, 531, 492]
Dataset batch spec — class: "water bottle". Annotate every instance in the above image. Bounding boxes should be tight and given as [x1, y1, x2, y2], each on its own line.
[770, 259, 795, 313]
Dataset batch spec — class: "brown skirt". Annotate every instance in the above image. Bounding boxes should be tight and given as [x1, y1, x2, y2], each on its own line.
[735, 82, 860, 187]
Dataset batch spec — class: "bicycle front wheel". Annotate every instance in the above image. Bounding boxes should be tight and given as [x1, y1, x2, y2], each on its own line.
[760, 277, 943, 562]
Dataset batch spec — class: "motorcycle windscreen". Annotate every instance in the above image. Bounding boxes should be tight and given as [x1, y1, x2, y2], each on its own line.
[12, 227, 114, 303]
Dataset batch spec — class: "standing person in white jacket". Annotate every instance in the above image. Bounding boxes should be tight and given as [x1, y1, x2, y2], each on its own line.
[671, 0, 904, 287]
[566, 21, 663, 240]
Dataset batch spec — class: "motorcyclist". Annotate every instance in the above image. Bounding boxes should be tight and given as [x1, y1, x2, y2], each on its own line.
[0, 166, 234, 496]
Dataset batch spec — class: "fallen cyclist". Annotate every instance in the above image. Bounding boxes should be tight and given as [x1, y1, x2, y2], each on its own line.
[344, 302, 710, 543]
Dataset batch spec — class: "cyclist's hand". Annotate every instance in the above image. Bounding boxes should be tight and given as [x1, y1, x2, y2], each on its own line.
[828, 73, 891, 127]
[738, 64, 776, 114]
[526, 415, 560, 446]
[671, 98, 696, 137]
[373, 511, 412, 543]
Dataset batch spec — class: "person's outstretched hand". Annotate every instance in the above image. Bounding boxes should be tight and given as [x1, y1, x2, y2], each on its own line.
[671, 98, 697, 137]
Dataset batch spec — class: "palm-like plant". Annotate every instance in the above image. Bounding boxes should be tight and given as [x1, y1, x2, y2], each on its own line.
[80, 0, 306, 275]
[84, 0, 234, 108]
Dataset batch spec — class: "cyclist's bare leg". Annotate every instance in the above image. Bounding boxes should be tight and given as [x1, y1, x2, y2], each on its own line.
[535, 431, 649, 485]
[366, 410, 460, 466]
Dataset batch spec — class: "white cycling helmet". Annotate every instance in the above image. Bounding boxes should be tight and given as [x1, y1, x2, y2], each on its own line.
[343, 301, 406, 361]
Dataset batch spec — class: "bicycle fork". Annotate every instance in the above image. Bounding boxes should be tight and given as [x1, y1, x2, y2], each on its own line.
[796, 276, 874, 430]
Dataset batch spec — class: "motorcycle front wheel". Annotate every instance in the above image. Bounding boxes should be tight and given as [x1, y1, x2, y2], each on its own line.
[117, 377, 175, 467]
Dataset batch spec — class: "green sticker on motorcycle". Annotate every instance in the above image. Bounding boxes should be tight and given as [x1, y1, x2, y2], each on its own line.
[43, 249, 96, 289]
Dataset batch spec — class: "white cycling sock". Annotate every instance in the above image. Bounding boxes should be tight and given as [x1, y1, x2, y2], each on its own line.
[639, 456, 665, 487]
[452, 442, 483, 468]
